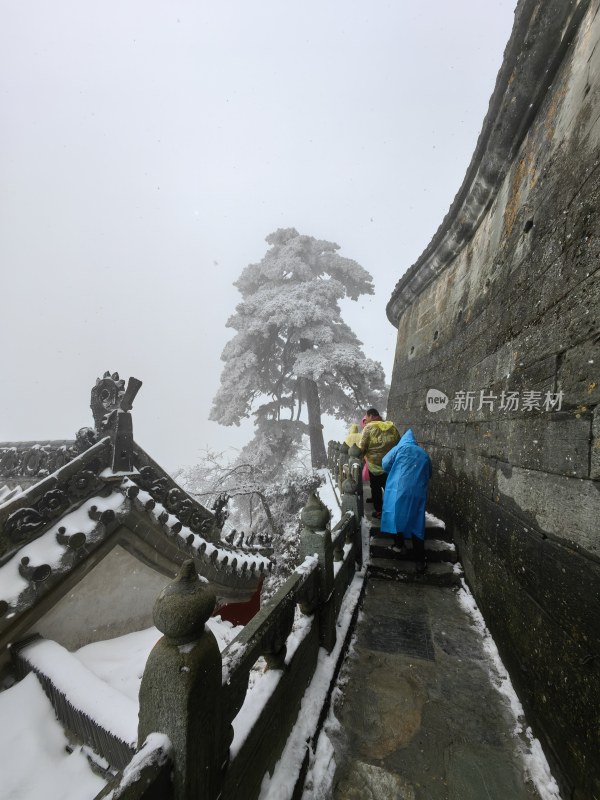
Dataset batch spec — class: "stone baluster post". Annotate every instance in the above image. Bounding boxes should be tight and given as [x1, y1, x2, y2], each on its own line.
[299, 494, 336, 653]
[347, 444, 364, 515]
[341, 474, 362, 569]
[329, 441, 339, 480]
[138, 560, 225, 800]
[338, 443, 349, 493]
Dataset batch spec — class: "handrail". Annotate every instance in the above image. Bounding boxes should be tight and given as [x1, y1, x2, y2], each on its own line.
[95, 734, 173, 800]
[98, 474, 364, 800]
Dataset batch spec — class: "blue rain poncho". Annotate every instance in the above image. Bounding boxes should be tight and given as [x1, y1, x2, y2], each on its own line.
[380, 429, 432, 539]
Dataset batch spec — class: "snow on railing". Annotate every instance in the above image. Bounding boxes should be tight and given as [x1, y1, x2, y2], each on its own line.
[100, 484, 364, 800]
[13, 635, 136, 771]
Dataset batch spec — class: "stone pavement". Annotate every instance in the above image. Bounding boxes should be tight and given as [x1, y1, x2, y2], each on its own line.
[328, 576, 543, 800]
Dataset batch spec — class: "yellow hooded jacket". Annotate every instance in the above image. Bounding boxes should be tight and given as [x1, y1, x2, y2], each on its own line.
[359, 421, 400, 474]
[344, 424, 363, 448]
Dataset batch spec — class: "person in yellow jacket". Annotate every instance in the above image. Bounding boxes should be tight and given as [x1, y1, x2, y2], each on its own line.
[359, 408, 400, 519]
[344, 423, 363, 448]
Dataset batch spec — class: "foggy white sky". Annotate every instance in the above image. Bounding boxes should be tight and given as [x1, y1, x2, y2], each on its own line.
[0, 1, 516, 471]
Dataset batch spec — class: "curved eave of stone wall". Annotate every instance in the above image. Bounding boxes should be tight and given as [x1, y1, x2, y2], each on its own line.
[386, 0, 591, 328]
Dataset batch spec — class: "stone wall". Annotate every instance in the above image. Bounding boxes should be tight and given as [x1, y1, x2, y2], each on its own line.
[32, 545, 169, 650]
[386, 1, 600, 797]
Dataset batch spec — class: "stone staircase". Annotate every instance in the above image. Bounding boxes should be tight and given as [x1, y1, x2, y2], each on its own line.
[368, 516, 462, 587]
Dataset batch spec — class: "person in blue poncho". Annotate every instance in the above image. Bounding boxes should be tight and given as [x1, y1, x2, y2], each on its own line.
[380, 429, 432, 572]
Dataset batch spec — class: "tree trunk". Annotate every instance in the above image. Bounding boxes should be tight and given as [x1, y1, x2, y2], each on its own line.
[256, 491, 281, 537]
[302, 376, 328, 468]
[298, 339, 328, 469]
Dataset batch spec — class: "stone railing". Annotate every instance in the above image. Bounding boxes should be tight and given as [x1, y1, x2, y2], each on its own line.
[328, 441, 363, 495]
[98, 480, 364, 800]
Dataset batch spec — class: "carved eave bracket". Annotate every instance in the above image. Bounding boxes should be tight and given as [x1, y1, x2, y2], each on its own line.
[131, 452, 221, 544]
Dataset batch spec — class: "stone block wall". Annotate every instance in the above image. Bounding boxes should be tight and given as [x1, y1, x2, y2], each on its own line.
[386, 1, 600, 796]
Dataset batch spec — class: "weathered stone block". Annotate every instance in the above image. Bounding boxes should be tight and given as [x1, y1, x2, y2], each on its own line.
[537, 536, 600, 652]
[495, 465, 600, 555]
[503, 412, 591, 477]
[433, 421, 466, 451]
[558, 338, 600, 409]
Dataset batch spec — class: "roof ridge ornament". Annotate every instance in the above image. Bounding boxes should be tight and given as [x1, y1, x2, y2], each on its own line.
[109, 377, 143, 474]
[90, 371, 126, 430]
[90, 372, 142, 473]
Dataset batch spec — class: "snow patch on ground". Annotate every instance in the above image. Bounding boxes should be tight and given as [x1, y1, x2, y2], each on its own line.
[457, 580, 563, 800]
[300, 685, 343, 799]
[0, 673, 107, 800]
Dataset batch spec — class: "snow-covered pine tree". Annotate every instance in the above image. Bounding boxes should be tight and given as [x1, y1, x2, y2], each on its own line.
[210, 228, 387, 468]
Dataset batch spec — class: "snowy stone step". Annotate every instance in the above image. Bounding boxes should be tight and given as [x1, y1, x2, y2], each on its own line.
[424, 524, 453, 543]
[369, 525, 453, 544]
[368, 557, 463, 587]
[370, 536, 458, 564]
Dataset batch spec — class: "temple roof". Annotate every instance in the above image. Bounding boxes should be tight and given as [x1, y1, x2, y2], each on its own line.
[0, 373, 271, 656]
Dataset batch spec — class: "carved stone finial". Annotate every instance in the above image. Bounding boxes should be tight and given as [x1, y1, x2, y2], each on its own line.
[300, 493, 330, 532]
[348, 444, 362, 459]
[152, 560, 216, 644]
